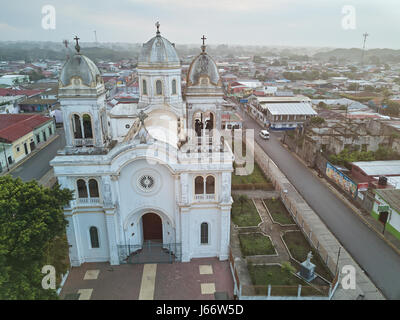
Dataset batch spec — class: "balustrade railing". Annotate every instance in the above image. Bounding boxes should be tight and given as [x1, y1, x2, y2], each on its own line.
[73, 138, 94, 147]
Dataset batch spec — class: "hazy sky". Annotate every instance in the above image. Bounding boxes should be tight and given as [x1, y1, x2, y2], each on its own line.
[0, 0, 399, 49]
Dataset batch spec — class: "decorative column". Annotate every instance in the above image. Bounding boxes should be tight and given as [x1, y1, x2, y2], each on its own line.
[105, 209, 120, 265]
[219, 171, 232, 260]
[103, 175, 119, 265]
[219, 206, 231, 261]
[180, 207, 190, 262]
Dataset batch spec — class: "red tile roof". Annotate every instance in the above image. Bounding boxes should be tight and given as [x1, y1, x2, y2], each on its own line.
[0, 88, 43, 97]
[0, 114, 52, 143]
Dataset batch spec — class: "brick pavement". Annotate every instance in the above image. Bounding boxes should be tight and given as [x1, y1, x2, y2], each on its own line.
[60, 258, 234, 300]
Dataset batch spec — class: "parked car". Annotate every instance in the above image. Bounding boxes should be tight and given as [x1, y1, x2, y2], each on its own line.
[259, 130, 270, 140]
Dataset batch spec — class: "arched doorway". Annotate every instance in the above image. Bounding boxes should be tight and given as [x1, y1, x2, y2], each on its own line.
[142, 212, 162, 242]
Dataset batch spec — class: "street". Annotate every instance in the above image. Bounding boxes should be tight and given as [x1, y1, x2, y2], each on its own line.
[238, 105, 400, 299]
[10, 128, 65, 182]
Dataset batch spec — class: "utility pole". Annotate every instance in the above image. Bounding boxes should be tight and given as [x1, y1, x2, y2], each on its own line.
[361, 32, 369, 67]
[94, 30, 98, 45]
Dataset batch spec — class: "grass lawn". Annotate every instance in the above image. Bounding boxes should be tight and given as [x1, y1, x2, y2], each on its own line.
[282, 231, 334, 281]
[238, 233, 275, 256]
[264, 198, 295, 225]
[231, 196, 261, 227]
[247, 264, 322, 296]
[232, 162, 271, 185]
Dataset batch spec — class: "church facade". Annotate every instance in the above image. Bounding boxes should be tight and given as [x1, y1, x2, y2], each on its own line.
[51, 27, 234, 266]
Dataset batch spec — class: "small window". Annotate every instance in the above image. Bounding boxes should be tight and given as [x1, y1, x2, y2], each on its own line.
[90, 226, 100, 248]
[206, 176, 215, 194]
[172, 79, 177, 95]
[156, 80, 163, 95]
[195, 176, 204, 194]
[77, 179, 88, 198]
[82, 114, 93, 139]
[88, 179, 99, 198]
[49, 127, 52, 135]
[201, 222, 209, 244]
[72, 114, 83, 139]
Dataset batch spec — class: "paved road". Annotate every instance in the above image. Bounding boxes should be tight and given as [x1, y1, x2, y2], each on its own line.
[238, 106, 400, 300]
[11, 128, 65, 182]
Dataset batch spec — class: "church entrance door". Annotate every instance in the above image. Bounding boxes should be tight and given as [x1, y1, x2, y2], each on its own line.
[142, 212, 162, 241]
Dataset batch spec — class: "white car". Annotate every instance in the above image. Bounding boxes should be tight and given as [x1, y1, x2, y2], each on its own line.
[259, 130, 270, 140]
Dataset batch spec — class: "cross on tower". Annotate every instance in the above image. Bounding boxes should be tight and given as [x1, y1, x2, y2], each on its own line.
[201, 35, 207, 46]
[74, 36, 80, 53]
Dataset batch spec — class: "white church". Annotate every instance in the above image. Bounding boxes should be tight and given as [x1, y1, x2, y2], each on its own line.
[51, 25, 234, 266]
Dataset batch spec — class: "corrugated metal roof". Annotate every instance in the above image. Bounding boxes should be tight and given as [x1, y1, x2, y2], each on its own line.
[263, 103, 317, 116]
[352, 160, 400, 176]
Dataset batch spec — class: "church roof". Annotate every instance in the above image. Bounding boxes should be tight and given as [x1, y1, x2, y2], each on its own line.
[187, 48, 221, 87]
[138, 31, 180, 68]
[59, 53, 102, 87]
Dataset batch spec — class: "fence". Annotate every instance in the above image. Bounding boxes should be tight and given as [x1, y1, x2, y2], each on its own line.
[229, 247, 335, 300]
[117, 242, 182, 264]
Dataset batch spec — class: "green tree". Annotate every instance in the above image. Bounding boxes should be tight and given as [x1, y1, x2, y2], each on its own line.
[310, 116, 325, 125]
[0, 176, 73, 299]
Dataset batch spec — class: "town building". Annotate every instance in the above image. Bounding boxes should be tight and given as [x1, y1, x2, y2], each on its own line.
[0, 74, 30, 86]
[247, 95, 316, 130]
[0, 114, 55, 171]
[372, 189, 400, 240]
[50, 28, 234, 266]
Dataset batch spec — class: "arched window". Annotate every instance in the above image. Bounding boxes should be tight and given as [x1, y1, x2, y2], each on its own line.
[156, 80, 163, 95]
[200, 223, 209, 244]
[172, 79, 177, 95]
[77, 179, 88, 198]
[142, 79, 147, 95]
[195, 176, 204, 194]
[72, 114, 82, 139]
[88, 179, 99, 198]
[82, 114, 93, 139]
[89, 226, 100, 248]
[206, 176, 215, 194]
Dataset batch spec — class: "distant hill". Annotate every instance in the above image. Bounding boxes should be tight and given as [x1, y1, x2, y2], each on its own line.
[313, 48, 400, 63]
[0, 43, 140, 62]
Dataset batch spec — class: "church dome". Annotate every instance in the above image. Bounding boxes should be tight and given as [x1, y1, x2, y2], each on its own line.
[59, 53, 102, 87]
[187, 47, 220, 87]
[138, 26, 180, 68]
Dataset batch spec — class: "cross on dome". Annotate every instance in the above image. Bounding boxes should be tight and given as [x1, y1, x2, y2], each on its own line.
[74, 36, 81, 53]
[201, 35, 207, 53]
[155, 21, 160, 35]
